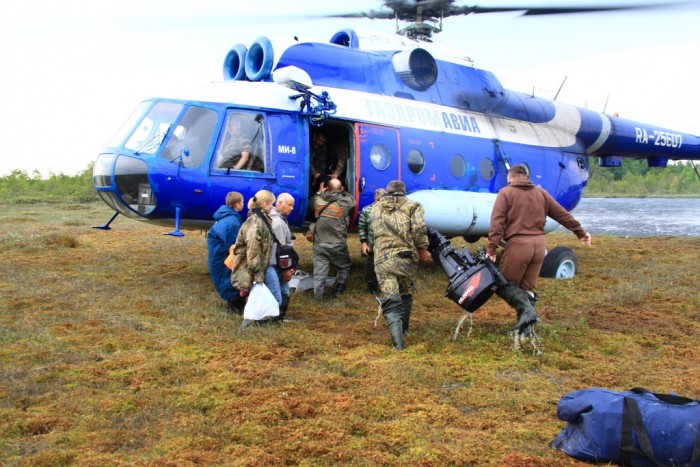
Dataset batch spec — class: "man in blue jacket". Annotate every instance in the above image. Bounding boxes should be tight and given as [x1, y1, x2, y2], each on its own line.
[207, 191, 244, 312]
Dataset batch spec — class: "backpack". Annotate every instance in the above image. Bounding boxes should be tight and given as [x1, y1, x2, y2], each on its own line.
[254, 210, 299, 271]
[550, 387, 700, 466]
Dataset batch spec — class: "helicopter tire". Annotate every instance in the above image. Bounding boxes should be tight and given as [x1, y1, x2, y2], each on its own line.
[539, 246, 578, 279]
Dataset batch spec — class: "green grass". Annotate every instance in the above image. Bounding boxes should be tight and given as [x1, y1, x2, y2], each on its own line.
[0, 202, 698, 465]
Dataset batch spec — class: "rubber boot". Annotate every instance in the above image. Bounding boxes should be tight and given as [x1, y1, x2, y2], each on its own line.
[496, 282, 538, 335]
[400, 294, 413, 336]
[381, 295, 405, 350]
[274, 293, 290, 321]
[227, 295, 245, 314]
[525, 290, 539, 306]
[334, 282, 346, 298]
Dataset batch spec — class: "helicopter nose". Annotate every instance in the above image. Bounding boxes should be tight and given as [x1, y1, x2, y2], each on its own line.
[93, 153, 157, 218]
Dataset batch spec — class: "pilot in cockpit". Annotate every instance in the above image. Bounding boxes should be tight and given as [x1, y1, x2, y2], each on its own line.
[217, 113, 264, 172]
[218, 117, 254, 171]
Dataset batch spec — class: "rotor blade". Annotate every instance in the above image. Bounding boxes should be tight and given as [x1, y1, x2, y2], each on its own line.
[329, 9, 396, 20]
[453, 2, 687, 17]
[331, 2, 687, 21]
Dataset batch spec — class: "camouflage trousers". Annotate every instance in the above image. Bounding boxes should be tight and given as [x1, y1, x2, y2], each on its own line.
[375, 257, 418, 296]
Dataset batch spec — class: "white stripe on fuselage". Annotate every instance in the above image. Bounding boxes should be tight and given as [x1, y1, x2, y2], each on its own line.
[174, 81, 582, 148]
[585, 113, 612, 153]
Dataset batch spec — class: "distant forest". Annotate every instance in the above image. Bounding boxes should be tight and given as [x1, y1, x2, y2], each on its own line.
[0, 159, 698, 204]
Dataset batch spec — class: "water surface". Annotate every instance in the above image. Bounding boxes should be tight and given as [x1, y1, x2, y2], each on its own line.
[560, 198, 699, 237]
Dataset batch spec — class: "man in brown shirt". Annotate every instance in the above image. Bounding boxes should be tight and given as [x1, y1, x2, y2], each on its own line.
[487, 164, 592, 336]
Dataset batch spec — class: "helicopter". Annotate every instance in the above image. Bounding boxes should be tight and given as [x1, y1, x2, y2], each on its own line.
[92, 0, 700, 279]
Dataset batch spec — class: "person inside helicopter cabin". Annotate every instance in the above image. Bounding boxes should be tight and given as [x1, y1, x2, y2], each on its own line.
[217, 113, 264, 172]
[308, 130, 349, 220]
[207, 191, 245, 313]
[327, 137, 348, 183]
[309, 130, 346, 189]
[486, 163, 592, 339]
[309, 129, 330, 192]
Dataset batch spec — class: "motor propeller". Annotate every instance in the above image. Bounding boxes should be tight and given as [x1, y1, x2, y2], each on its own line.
[330, 1, 685, 40]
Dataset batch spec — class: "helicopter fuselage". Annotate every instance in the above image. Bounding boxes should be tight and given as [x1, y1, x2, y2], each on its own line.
[93, 29, 700, 239]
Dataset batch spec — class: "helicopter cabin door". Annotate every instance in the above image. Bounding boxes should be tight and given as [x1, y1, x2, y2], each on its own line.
[356, 123, 400, 211]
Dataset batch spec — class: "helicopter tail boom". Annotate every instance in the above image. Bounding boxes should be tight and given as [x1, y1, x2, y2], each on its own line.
[581, 111, 700, 167]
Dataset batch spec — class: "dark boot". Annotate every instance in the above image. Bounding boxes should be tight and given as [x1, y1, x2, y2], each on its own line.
[381, 295, 405, 350]
[274, 294, 290, 321]
[334, 282, 346, 298]
[496, 282, 538, 334]
[400, 294, 413, 336]
[525, 290, 539, 305]
[227, 295, 245, 314]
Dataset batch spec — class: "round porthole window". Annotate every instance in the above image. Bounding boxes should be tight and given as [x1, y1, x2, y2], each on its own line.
[407, 148, 425, 174]
[370, 144, 390, 170]
[450, 154, 466, 178]
[479, 157, 494, 180]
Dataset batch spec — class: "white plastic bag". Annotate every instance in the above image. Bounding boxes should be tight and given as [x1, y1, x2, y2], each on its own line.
[243, 282, 279, 320]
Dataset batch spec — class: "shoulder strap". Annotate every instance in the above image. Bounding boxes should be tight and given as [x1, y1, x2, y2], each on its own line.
[253, 209, 282, 246]
[316, 201, 331, 219]
[631, 387, 700, 405]
[625, 389, 700, 465]
[621, 397, 659, 466]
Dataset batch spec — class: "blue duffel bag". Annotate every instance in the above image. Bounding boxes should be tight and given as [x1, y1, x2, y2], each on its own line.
[550, 387, 700, 466]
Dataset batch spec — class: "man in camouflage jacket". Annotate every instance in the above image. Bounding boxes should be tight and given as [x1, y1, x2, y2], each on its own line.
[369, 180, 432, 350]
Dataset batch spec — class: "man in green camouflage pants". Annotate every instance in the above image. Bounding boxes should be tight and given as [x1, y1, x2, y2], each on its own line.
[370, 180, 432, 350]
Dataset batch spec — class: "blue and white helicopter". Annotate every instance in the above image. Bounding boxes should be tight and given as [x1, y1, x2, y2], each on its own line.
[92, 0, 699, 278]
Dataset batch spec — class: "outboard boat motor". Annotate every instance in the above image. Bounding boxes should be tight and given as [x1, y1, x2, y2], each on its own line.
[427, 227, 507, 312]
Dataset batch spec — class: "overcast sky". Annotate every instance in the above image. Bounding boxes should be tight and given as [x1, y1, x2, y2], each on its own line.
[1, 0, 698, 177]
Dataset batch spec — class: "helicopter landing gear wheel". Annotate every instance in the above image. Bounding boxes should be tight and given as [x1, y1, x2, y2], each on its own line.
[539, 246, 578, 279]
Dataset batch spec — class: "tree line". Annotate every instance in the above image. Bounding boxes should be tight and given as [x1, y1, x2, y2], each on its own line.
[0, 163, 98, 204]
[585, 158, 699, 197]
[0, 159, 698, 204]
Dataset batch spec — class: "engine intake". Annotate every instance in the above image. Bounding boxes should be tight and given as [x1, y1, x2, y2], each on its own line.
[223, 44, 248, 81]
[392, 48, 437, 91]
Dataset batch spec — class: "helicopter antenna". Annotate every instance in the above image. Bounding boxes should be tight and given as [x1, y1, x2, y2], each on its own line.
[553, 75, 567, 101]
[602, 93, 610, 113]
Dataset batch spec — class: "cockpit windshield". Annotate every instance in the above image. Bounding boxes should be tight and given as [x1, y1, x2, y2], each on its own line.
[118, 101, 183, 154]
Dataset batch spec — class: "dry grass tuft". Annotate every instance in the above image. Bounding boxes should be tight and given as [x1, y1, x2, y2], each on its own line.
[0, 202, 698, 465]
[44, 233, 79, 248]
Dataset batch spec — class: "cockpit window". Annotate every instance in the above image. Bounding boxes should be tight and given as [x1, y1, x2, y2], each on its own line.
[213, 111, 266, 172]
[123, 102, 183, 154]
[161, 106, 218, 168]
[108, 101, 151, 148]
